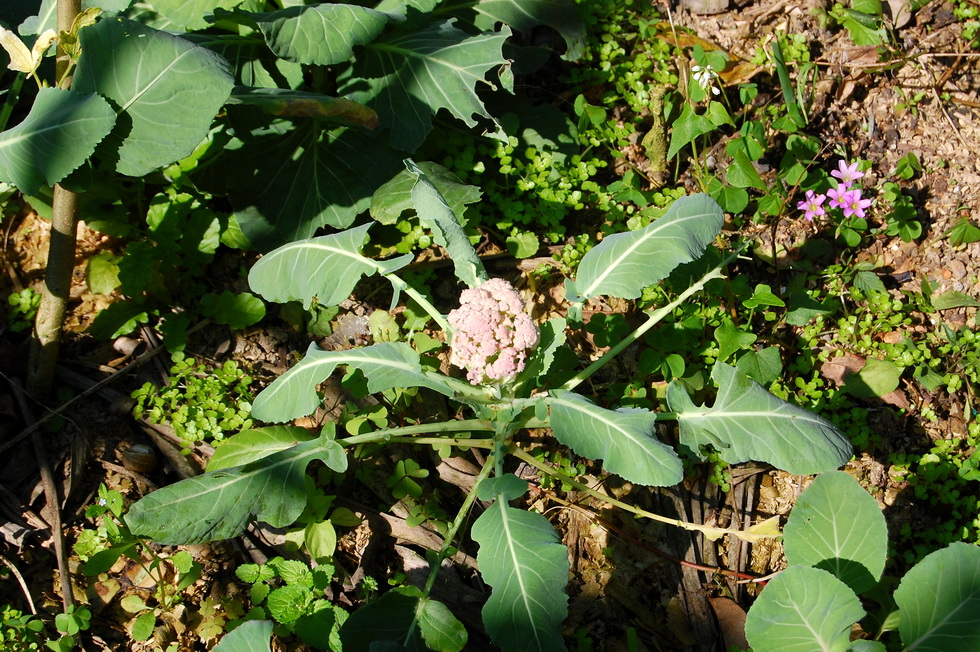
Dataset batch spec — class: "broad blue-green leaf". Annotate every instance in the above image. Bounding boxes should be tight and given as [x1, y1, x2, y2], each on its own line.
[342, 20, 511, 152]
[548, 391, 682, 486]
[73, 17, 234, 177]
[894, 543, 980, 651]
[249, 223, 412, 309]
[144, 0, 246, 30]
[783, 472, 887, 594]
[744, 566, 864, 652]
[126, 431, 346, 544]
[221, 123, 402, 250]
[227, 87, 379, 128]
[667, 105, 716, 160]
[201, 38, 305, 89]
[471, 0, 586, 60]
[667, 362, 852, 475]
[565, 194, 723, 303]
[253, 342, 454, 422]
[406, 160, 488, 288]
[213, 619, 273, 652]
[472, 499, 568, 651]
[340, 586, 467, 652]
[0, 88, 114, 194]
[252, 4, 392, 66]
[208, 426, 315, 472]
[371, 161, 482, 226]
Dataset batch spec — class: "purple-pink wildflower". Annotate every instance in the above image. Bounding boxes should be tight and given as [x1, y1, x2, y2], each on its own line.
[827, 184, 852, 210]
[447, 278, 539, 385]
[797, 190, 826, 221]
[830, 160, 864, 187]
[840, 188, 872, 219]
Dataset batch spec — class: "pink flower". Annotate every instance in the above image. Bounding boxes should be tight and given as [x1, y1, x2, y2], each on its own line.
[447, 278, 539, 385]
[841, 188, 872, 219]
[827, 184, 852, 209]
[797, 190, 826, 221]
[830, 160, 864, 187]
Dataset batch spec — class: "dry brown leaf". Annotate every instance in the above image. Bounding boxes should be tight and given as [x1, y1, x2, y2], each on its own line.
[708, 597, 749, 651]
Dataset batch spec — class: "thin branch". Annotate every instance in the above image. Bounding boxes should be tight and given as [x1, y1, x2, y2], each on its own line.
[8, 377, 74, 611]
[0, 552, 37, 614]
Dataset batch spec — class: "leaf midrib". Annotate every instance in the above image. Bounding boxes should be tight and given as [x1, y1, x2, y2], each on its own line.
[578, 210, 713, 298]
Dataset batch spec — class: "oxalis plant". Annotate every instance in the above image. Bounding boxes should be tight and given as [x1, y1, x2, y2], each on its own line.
[124, 165, 979, 650]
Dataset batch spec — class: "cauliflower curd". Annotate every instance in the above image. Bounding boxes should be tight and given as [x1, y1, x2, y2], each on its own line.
[447, 278, 539, 385]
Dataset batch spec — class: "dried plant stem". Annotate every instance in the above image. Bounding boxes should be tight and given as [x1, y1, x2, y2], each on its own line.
[0, 552, 37, 614]
[8, 378, 74, 611]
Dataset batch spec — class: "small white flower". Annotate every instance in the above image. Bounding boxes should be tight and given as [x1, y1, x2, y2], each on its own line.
[691, 64, 721, 96]
[0, 27, 57, 75]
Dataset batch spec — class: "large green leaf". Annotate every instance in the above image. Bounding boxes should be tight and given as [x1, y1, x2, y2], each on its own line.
[342, 20, 511, 152]
[207, 426, 315, 472]
[783, 472, 887, 594]
[252, 4, 393, 66]
[213, 619, 273, 652]
[248, 223, 412, 309]
[0, 88, 115, 194]
[126, 431, 346, 544]
[200, 37, 305, 88]
[227, 87, 378, 128]
[744, 566, 864, 652]
[895, 543, 980, 651]
[371, 160, 481, 226]
[548, 391, 682, 486]
[564, 194, 724, 303]
[339, 586, 467, 652]
[471, 0, 586, 60]
[221, 122, 402, 250]
[144, 0, 246, 30]
[73, 17, 234, 177]
[252, 342, 454, 422]
[667, 362, 852, 475]
[472, 488, 569, 652]
[406, 160, 488, 288]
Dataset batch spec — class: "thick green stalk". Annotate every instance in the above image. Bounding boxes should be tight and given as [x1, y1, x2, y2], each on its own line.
[337, 419, 494, 447]
[27, 0, 82, 397]
[405, 452, 496, 643]
[388, 274, 452, 335]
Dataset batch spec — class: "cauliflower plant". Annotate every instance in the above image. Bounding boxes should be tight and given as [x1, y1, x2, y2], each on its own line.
[447, 278, 539, 385]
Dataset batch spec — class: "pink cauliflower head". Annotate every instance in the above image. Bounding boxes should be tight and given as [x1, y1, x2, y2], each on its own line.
[447, 278, 539, 385]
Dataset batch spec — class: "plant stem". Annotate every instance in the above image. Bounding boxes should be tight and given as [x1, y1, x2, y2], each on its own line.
[560, 250, 738, 393]
[0, 73, 26, 132]
[388, 274, 452, 335]
[337, 419, 495, 447]
[510, 447, 778, 542]
[27, 0, 82, 398]
[27, 184, 80, 397]
[405, 452, 496, 642]
[386, 437, 493, 449]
